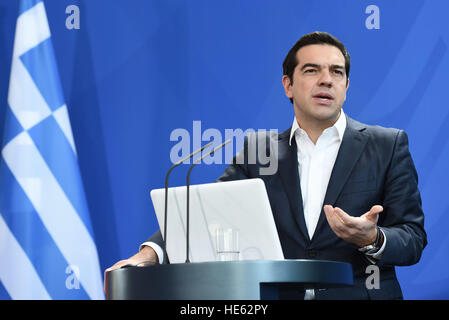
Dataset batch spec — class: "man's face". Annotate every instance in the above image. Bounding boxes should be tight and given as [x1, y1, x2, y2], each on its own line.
[282, 44, 349, 127]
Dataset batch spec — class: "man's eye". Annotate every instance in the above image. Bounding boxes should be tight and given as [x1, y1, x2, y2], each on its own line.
[333, 70, 344, 75]
[304, 69, 316, 73]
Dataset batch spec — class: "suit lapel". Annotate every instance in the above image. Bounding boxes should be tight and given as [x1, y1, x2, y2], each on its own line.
[277, 129, 311, 243]
[313, 116, 369, 238]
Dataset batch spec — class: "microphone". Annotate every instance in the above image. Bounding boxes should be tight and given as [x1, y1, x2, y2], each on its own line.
[162, 141, 213, 253]
[185, 139, 232, 263]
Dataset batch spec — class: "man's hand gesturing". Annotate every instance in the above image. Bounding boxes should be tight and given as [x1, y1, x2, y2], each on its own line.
[323, 205, 383, 247]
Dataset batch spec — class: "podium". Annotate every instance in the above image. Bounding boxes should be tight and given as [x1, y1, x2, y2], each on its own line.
[105, 260, 353, 300]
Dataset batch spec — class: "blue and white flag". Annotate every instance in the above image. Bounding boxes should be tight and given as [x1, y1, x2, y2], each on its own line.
[0, 0, 104, 299]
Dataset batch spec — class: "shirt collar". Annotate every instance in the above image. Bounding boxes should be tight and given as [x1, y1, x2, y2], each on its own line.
[289, 109, 347, 146]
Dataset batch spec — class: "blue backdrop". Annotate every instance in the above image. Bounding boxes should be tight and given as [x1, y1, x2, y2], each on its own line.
[0, 0, 447, 299]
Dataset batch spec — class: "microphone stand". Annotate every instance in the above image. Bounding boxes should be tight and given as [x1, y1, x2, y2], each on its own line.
[185, 139, 232, 263]
[162, 141, 213, 253]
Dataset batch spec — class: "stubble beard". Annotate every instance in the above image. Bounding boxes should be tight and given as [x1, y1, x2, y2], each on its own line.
[294, 101, 342, 130]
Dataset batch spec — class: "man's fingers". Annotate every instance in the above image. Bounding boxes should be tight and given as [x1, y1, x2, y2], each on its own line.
[362, 205, 383, 222]
[323, 205, 334, 216]
[106, 260, 134, 272]
[324, 205, 340, 225]
[323, 204, 383, 247]
[324, 205, 347, 235]
[325, 205, 355, 227]
[325, 205, 382, 226]
[370, 205, 384, 215]
[334, 207, 357, 227]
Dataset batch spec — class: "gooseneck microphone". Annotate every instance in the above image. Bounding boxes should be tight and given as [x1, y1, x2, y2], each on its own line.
[163, 141, 213, 252]
[185, 139, 232, 263]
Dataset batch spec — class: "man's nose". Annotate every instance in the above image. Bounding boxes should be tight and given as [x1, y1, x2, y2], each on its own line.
[318, 70, 333, 87]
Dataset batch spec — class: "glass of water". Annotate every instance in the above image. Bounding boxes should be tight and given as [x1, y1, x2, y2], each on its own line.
[215, 228, 240, 261]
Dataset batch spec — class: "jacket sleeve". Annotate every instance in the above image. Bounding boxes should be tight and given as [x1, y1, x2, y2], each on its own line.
[143, 229, 169, 264]
[377, 130, 427, 267]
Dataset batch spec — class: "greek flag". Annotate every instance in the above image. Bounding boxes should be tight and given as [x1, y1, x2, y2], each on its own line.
[0, 0, 104, 299]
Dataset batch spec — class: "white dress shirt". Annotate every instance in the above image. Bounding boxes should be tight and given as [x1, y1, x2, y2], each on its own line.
[289, 110, 347, 240]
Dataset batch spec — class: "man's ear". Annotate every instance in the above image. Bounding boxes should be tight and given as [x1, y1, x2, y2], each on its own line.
[282, 75, 293, 99]
[343, 77, 349, 103]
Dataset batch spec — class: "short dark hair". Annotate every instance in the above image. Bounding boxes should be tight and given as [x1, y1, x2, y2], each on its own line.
[282, 31, 350, 90]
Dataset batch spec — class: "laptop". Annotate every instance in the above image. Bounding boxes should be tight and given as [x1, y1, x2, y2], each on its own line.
[150, 178, 284, 263]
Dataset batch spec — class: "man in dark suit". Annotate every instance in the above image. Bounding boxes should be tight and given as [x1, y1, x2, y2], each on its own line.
[107, 32, 427, 300]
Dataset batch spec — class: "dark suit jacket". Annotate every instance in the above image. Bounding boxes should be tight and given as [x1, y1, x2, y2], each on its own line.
[149, 115, 427, 300]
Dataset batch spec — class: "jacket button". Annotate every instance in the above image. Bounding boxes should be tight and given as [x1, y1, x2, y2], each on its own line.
[306, 249, 318, 259]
